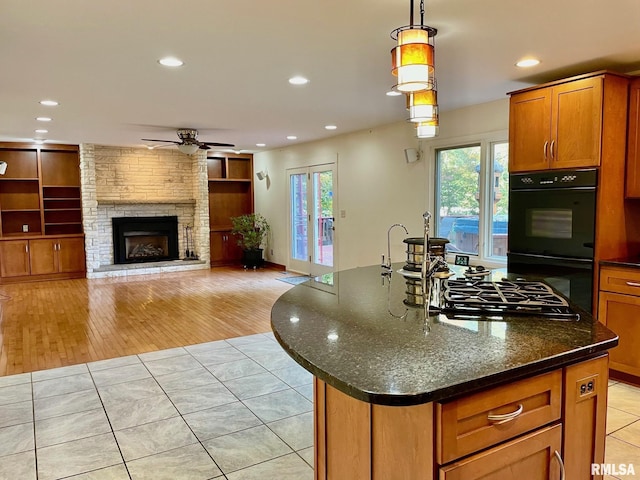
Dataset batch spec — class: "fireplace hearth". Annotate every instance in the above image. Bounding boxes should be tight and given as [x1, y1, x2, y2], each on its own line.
[112, 216, 179, 264]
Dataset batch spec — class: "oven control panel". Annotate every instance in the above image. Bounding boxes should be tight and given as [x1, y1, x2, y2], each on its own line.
[511, 168, 597, 190]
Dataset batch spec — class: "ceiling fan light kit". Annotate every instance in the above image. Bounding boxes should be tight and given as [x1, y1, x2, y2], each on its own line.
[177, 144, 200, 155]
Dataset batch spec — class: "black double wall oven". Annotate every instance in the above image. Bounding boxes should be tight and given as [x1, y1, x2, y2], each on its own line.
[507, 168, 597, 313]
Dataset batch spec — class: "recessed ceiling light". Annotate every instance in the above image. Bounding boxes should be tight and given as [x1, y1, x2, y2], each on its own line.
[36, 117, 52, 122]
[35, 129, 48, 133]
[39, 100, 59, 106]
[325, 125, 337, 130]
[288, 76, 309, 85]
[158, 57, 184, 67]
[286, 135, 297, 140]
[516, 58, 540, 68]
[386, 90, 402, 96]
[256, 143, 266, 147]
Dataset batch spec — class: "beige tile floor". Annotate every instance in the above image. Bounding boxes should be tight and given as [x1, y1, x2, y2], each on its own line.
[605, 379, 640, 479]
[0, 333, 639, 479]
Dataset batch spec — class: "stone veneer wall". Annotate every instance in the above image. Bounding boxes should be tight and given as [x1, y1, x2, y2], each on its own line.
[80, 144, 210, 277]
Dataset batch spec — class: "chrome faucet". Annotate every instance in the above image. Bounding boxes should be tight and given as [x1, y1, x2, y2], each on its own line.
[382, 223, 409, 272]
[421, 211, 448, 314]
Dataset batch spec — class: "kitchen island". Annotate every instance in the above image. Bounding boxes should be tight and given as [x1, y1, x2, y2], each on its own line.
[271, 264, 618, 480]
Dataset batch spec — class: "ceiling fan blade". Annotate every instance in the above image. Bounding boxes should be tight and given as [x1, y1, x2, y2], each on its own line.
[141, 138, 180, 144]
[202, 142, 235, 147]
[198, 144, 211, 150]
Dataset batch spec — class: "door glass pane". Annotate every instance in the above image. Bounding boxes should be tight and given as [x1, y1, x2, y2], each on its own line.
[313, 170, 333, 267]
[489, 142, 509, 259]
[290, 173, 308, 261]
[436, 145, 482, 255]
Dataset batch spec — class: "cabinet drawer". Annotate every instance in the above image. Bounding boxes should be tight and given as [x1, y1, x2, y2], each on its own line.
[600, 266, 640, 295]
[436, 370, 562, 464]
[439, 423, 563, 480]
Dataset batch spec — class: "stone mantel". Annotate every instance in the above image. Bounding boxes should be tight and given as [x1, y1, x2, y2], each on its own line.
[97, 199, 197, 205]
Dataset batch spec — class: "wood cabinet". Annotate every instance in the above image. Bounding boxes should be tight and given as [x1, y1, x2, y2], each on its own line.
[436, 369, 561, 464]
[0, 143, 85, 282]
[439, 424, 563, 480]
[0, 240, 30, 277]
[30, 237, 86, 275]
[210, 231, 243, 265]
[626, 78, 640, 197]
[0, 237, 85, 280]
[598, 266, 640, 378]
[508, 72, 624, 172]
[314, 355, 608, 480]
[207, 153, 253, 266]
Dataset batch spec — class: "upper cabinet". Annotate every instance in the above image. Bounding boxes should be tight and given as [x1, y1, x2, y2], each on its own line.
[508, 72, 622, 173]
[626, 78, 640, 198]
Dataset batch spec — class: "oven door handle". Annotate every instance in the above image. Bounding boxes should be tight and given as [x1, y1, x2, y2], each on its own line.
[508, 252, 594, 264]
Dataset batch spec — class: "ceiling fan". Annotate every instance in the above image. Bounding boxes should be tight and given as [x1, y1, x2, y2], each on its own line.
[142, 128, 234, 154]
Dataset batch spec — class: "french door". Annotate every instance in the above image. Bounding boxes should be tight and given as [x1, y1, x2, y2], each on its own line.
[288, 164, 336, 276]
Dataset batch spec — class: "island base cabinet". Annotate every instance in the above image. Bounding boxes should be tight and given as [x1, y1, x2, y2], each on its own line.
[562, 355, 608, 480]
[439, 424, 563, 480]
[314, 378, 435, 480]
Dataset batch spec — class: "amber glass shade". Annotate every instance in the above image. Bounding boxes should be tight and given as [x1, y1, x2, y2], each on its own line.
[407, 90, 438, 122]
[391, 28, 435, 92]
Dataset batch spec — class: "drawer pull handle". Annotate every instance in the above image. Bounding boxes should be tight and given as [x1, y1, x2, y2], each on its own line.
[487, 403, 524, 424]
[553, 450, 566, 480]
[625, 281, 640, 287]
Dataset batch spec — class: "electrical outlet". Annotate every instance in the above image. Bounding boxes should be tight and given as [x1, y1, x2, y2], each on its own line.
[22, 224, 28, 232]
[576, 375, 597, 399]
[340, 210, 346, 218]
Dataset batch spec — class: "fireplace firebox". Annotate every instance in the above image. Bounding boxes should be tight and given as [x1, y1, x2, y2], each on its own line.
[112, 216, 179, 264]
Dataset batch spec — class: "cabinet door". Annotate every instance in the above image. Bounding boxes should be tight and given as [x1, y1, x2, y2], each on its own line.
[551, 77, 603, 169]
[0, 240, 31, 277]
[57, 237, 86, 273]
[439, 424, 563, 480]
[598, 291, 640, 376]
[29, 239, 57, 275]
[210, 231, 242, 266]
[509, 88, 552, 172]
[626, 79, 640, 197]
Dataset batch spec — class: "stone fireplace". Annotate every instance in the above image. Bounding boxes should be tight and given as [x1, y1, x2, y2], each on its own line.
[79, 144, 210, 278]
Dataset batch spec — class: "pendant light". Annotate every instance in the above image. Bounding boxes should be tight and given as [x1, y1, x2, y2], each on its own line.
[390, 0, 437, 93]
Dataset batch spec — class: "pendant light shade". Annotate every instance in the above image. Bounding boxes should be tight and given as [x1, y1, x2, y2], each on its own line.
[391, 26, 436, 93]
[416, 119, 439, 138]
[407, 88, 438, 122]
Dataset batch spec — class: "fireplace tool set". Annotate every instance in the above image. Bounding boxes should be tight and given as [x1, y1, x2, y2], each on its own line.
[183, 225, 198, 260]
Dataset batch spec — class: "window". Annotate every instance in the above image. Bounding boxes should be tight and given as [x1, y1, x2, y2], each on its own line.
[435, 141, 509, 262]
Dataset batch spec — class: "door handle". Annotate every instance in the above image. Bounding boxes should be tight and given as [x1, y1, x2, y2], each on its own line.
[550, 140, 555, 160]
[626, 281, 640, 287]
[543, 141, 548, 160]
[553, 450, 566, 480]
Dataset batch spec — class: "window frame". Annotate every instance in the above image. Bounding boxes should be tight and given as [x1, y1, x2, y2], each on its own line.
[426, 131, 509, 268]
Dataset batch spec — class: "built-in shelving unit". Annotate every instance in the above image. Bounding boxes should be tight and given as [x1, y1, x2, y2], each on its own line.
[0, 143, 85, 282]
[207, 153, 253, 266]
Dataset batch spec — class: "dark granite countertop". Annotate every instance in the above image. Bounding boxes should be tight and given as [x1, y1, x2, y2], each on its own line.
[600, 257, 640, 269]
[271, 264, 618, 406]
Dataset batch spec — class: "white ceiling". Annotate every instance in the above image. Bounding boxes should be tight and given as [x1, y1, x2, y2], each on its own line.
[1, 0, 640, 153]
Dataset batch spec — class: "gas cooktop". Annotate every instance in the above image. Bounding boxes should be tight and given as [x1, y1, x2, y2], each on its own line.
[442, 279, 580, 320]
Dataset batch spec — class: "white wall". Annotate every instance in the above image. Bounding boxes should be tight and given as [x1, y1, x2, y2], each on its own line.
[254, 98, 509, 272]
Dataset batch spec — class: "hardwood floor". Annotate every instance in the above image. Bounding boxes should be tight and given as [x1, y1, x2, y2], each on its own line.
[0, 267, 294, 377]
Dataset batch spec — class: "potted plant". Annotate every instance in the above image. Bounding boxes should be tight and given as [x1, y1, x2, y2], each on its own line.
[230, 213, 271, 269]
